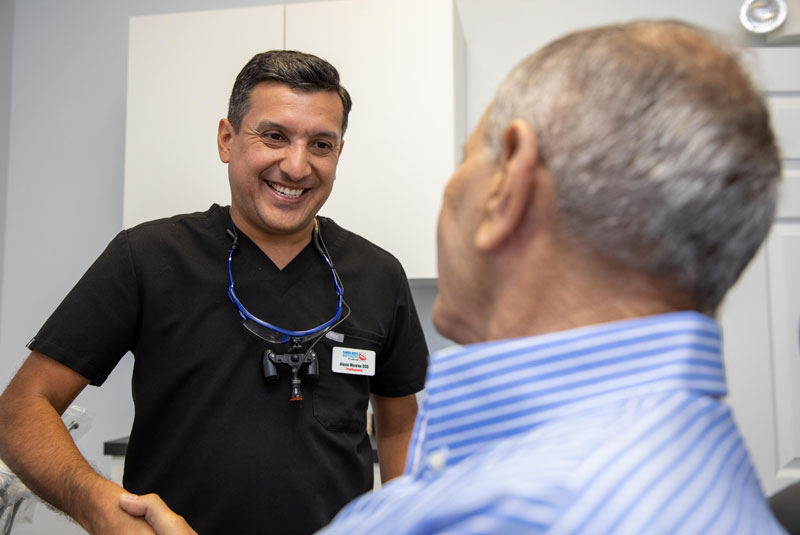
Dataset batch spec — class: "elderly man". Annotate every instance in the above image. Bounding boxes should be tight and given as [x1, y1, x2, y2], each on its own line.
[125, 19, 786, 535]
[0, 50, 428, 535]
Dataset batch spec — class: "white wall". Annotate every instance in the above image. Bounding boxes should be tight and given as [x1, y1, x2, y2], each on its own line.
[0, 0, 13, 351]
[457, 0, 763, 132]
[0, 0, 788, 533]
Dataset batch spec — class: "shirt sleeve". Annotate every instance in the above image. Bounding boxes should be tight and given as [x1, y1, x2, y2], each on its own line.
[27, 230, 141, 386]
[369, 266, 429, 397]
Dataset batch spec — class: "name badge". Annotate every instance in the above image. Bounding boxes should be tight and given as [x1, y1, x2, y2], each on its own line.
[332, 347, 376, 376]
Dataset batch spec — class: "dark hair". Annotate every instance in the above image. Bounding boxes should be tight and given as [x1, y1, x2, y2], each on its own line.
[227, 50, 352, 135]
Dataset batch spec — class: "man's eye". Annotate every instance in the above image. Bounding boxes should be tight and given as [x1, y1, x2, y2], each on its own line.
[263, 132, 285, 142]
[311, 141, 333, 152]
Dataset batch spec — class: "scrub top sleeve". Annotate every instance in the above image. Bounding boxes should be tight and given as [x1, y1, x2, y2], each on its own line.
[27, 230, 141, 386]
[370, 268, 429, 397]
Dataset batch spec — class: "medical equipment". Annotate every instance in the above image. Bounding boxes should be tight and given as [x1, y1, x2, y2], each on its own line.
[226, 217, 350, 400]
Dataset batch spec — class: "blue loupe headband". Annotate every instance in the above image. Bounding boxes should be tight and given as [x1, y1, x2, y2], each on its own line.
[226, 218, 345, 344]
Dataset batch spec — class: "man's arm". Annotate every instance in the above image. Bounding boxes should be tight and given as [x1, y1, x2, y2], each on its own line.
[370, 393, 418, 482]
[0, 351, 166, 534]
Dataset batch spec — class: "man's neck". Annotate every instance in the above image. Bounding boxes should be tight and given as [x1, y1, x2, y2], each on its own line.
[230, 212, 315, 271]
[480, 249, 694, 343]
[485, 294, 687, 342]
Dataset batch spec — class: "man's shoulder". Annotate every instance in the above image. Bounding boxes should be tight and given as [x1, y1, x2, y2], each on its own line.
[123, 204, 227, 248]
[318, 216, 404, 272]
[126, 204, 226, 234]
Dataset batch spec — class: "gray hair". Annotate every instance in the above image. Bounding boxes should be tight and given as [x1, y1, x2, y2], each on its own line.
[487, 20, 781, 314]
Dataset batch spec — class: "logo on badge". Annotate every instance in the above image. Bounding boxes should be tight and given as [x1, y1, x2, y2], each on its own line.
[332, 347, 376, 376]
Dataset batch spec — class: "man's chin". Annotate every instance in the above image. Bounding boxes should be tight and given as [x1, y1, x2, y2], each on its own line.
[432, 297, 471, 345]
[253, 209, 316, 235]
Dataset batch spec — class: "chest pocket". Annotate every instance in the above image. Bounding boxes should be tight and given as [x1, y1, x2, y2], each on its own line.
[312, 327, 385, 432]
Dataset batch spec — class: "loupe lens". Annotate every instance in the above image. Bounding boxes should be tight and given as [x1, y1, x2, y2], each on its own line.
[242, 320, 289, 344]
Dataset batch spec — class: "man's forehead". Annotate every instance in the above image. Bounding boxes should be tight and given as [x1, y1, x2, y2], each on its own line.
[249, 81, 338, 104]
[246, 82, 343, 132]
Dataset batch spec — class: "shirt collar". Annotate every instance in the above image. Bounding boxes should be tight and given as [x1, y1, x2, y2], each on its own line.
[407, 311, 726, 475]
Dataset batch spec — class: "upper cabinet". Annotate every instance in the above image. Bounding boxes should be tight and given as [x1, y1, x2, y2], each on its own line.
[285, 0, 465, 279]
[124, 0, 465, 279]
[124, 6, 284, 231]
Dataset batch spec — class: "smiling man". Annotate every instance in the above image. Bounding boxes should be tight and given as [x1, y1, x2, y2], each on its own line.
[219, 76, 343, 268]
[0, 51, 429, 535]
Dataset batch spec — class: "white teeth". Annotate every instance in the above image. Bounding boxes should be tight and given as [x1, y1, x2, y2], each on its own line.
[268, 182, 305, 198]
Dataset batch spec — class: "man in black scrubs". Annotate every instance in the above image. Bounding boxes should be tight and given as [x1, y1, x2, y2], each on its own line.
[0, 51, 428, 535]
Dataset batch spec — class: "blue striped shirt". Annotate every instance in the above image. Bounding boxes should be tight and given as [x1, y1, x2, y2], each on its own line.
[318, 312, 786, 535]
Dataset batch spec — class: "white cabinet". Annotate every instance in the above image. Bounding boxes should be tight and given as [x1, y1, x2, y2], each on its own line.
[124, 0, 464, 278]
[124, 6, 284, 227]
[766, 223, 800, 480]
[719, 46, 800, 495]
[285, 0, 465, 278]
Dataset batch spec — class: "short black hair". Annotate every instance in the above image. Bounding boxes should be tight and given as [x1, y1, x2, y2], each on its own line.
[227, 50, 352, 135]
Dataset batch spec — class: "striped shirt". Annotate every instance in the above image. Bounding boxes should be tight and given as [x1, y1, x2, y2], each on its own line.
[318, 312, 786, 535]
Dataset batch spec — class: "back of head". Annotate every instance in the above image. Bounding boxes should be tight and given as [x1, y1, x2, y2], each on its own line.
[487, 20, 781, 314]
[228, 50, 353, 135]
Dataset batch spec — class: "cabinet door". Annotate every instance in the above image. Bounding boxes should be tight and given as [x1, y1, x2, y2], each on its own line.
[285, 0, 465, 279]
[123, 1, 464, 278]
[123, 7, 284, 228]
[720, 46, 800, 495]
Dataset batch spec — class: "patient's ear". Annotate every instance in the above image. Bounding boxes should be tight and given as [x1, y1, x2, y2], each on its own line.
[475, 119, 541, 251]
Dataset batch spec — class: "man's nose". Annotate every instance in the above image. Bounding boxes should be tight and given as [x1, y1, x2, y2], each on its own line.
[279, 143, 311, 181]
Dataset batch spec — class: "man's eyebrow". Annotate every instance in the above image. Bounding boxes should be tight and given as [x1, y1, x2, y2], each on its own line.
[312, 130, 340, 141]
[254, 120, 285, 132]
[254, 120, 340, 141]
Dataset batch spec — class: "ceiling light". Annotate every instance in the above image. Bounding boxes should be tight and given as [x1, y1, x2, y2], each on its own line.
[740, 0, 788, 33]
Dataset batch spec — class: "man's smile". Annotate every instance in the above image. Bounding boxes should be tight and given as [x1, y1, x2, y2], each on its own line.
[267, 180, 307, 199]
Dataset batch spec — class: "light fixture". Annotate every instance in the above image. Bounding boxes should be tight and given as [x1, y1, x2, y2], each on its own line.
[740, 0, 788, 34]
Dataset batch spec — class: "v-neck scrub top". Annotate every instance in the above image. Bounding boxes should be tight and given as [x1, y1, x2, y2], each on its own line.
[28, 204, 429, 535]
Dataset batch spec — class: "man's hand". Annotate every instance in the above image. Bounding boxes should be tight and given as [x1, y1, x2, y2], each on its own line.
[119, 493, 198, 535]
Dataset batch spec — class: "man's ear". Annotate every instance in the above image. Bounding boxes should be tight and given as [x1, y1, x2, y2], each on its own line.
[475, 119, 541, 251]
[217, 118, 234, 163]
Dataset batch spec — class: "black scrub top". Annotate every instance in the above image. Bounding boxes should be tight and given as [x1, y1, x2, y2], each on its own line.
[29, 204, 429, 535]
